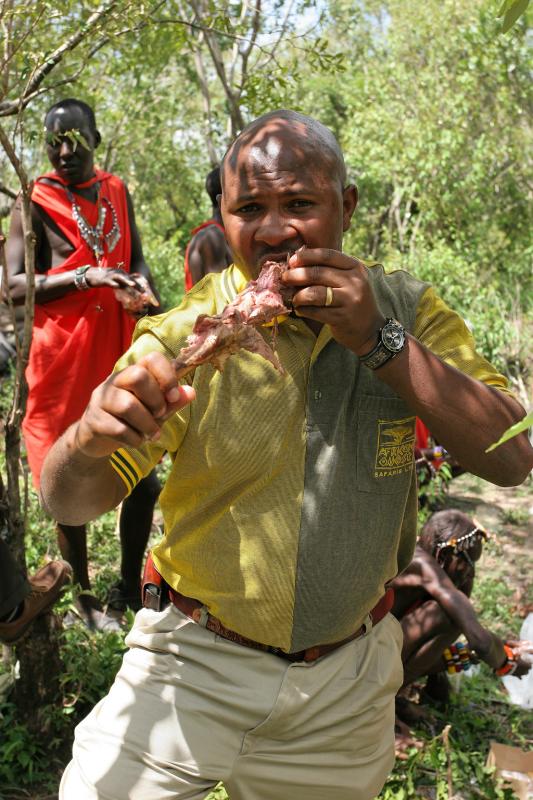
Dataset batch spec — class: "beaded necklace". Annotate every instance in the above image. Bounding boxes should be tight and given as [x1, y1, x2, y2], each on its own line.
[67, 185, 121, 263]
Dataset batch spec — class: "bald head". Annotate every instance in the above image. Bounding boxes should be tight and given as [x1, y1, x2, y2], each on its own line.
[219, 109, 357, 277]
[222, 110, 347, 190]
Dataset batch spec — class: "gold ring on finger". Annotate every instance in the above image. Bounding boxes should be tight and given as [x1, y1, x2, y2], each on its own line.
[325, 286, 334, 307]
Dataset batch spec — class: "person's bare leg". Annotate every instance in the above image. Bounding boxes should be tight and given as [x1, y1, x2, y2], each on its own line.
[399, 600, 460, 680]
[403, 629, 459, 685]
[57, 523, 120, 631]
[57, 523, 98, 607]
[108, 471, 161, 612]
[396, 602, 459, 732]
[120, 471, 160, 597]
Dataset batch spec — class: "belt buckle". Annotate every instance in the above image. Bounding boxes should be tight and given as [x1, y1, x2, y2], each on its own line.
[303, 646, 321, 662]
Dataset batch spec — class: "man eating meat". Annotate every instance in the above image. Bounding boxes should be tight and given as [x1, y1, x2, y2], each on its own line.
[41, 110, 532, 800]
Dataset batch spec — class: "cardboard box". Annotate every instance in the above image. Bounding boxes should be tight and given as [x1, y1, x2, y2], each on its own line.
[486, 742, 533, 800]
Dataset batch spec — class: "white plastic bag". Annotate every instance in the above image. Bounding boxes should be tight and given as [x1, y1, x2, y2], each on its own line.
[501, 613, 533, 709]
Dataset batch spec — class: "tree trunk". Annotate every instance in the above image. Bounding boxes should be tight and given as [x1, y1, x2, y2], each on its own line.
[13, 614, 64, 723]
[0, 156, 64, 728]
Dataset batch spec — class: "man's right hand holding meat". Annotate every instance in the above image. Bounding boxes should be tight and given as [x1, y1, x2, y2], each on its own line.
[40, 110, 532, 800]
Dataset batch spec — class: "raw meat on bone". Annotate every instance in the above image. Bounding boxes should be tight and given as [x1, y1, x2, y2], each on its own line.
[172, 261, 294, 379]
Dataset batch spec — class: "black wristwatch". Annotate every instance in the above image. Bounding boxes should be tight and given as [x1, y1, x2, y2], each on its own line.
[74, 265, 91, 291]
[359, 318, 406, 370]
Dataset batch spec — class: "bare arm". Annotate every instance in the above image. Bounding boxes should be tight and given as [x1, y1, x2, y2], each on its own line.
[378, 337, 529, 485]
[40, 423, 128, 523]
[40, 351, 195, 525]
[5, 195, 141, 305]
[415, 553, 505, 668]
[285, 248, 533, 487]
[188, 226, 232, 286]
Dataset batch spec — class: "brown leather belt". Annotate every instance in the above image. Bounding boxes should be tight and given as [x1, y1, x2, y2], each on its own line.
[142, 554, 394, 663]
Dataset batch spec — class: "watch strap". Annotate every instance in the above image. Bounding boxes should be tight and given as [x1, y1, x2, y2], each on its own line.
[359, 340, 396, 370]
[360, 318, 405, 370]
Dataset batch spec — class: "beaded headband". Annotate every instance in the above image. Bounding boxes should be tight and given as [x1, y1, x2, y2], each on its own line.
[435, 523, 488, 554]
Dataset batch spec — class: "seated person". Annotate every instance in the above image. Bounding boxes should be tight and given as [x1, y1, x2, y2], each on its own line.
[391, 509, 530, 722]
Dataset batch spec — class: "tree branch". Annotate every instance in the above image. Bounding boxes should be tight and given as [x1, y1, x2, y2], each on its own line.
[193, 47, 220, 164]
[0, 5, 47, 93]
[0, 1, 118, 117]
[152, 15, 280, 60]
[253, 0, 296, 74]
[236, 0, 262, 90]
[0, 182, 16, 199]
[187, 0, 244, 136]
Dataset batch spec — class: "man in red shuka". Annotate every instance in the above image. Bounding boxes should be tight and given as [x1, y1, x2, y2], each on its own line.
[184, 165, 232, 290]
[5, 98, 161, 630]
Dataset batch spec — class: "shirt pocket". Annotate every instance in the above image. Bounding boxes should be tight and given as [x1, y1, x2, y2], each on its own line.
[356, 397, 415, 495]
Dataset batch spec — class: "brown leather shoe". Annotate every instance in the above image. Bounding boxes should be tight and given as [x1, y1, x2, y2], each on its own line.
[0, 560, 73, 644]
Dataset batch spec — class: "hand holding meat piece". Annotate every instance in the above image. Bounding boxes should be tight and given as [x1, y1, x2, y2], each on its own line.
[114, 273, 160, 314]
[172, 261, 294, 379]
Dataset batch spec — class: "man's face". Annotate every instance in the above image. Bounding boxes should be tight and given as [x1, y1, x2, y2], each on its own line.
[220, 125, 356, 277]
[45, 106, 97, 185]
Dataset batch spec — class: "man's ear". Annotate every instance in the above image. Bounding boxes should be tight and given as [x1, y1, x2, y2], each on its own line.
[94, 129, 102, 149]
[342, 184, 358, 232]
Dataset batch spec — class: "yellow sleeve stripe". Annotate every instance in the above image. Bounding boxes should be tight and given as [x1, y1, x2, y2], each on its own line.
[109, 455, 134, 494]
[109, 449, 142, 494]
[116, 448, 143, 481]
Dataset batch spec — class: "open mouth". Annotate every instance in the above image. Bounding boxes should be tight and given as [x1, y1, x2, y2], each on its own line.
[258, 252, 290, 267]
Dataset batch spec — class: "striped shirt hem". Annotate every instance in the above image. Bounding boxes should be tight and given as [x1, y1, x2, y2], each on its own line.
[109, 448, 143, 495]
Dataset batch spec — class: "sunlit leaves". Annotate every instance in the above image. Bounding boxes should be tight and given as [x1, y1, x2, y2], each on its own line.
[44, 128, 91, 151]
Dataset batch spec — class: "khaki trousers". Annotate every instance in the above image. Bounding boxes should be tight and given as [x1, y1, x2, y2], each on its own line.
[60, 604, 403, 800]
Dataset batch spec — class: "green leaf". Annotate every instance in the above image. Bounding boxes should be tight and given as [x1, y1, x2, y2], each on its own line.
[485, 411, 533, 451]
[498, 0, 518, 15]
[500, 0, 530, 32]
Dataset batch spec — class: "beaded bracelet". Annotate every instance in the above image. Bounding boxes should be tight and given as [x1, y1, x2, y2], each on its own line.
[443, 641, 473, 674]
[495, 644, 518, 676]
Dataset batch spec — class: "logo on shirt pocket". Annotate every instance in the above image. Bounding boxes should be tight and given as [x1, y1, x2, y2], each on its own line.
[374, 417, 415, 478]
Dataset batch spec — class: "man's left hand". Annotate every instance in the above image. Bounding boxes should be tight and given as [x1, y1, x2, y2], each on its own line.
[114, 273, 160, 315]
[283, 248, 385, 355]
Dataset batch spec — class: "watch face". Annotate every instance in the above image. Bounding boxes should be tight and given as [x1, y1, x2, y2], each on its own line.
[382, 320, 405, 352]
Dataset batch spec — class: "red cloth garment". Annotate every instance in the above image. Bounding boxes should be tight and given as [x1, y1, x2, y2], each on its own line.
[23, 169, 136, 488]
[414, 418, 444, 470]
[183, 220, 225, 292]
[415, 418, 430, 452]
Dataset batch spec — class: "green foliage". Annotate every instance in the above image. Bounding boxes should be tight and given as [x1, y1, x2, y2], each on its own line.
[0, 703, 58, 790]
[314, 0, 532, 382]
[1, 0, 531, 392]
[498, 0, 531, 31]
[417, 461, 454, 514]
[486, 411, 533, 452]
[60, 609, 128, 712]
[500, 507, 530, 526]
[143, 233, 186, 311]
[1, 0, 532, 794]
[44, 128, 91, 151]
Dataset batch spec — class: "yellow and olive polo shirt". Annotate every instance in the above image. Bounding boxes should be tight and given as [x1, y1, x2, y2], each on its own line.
[110, 264, 510, 652]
